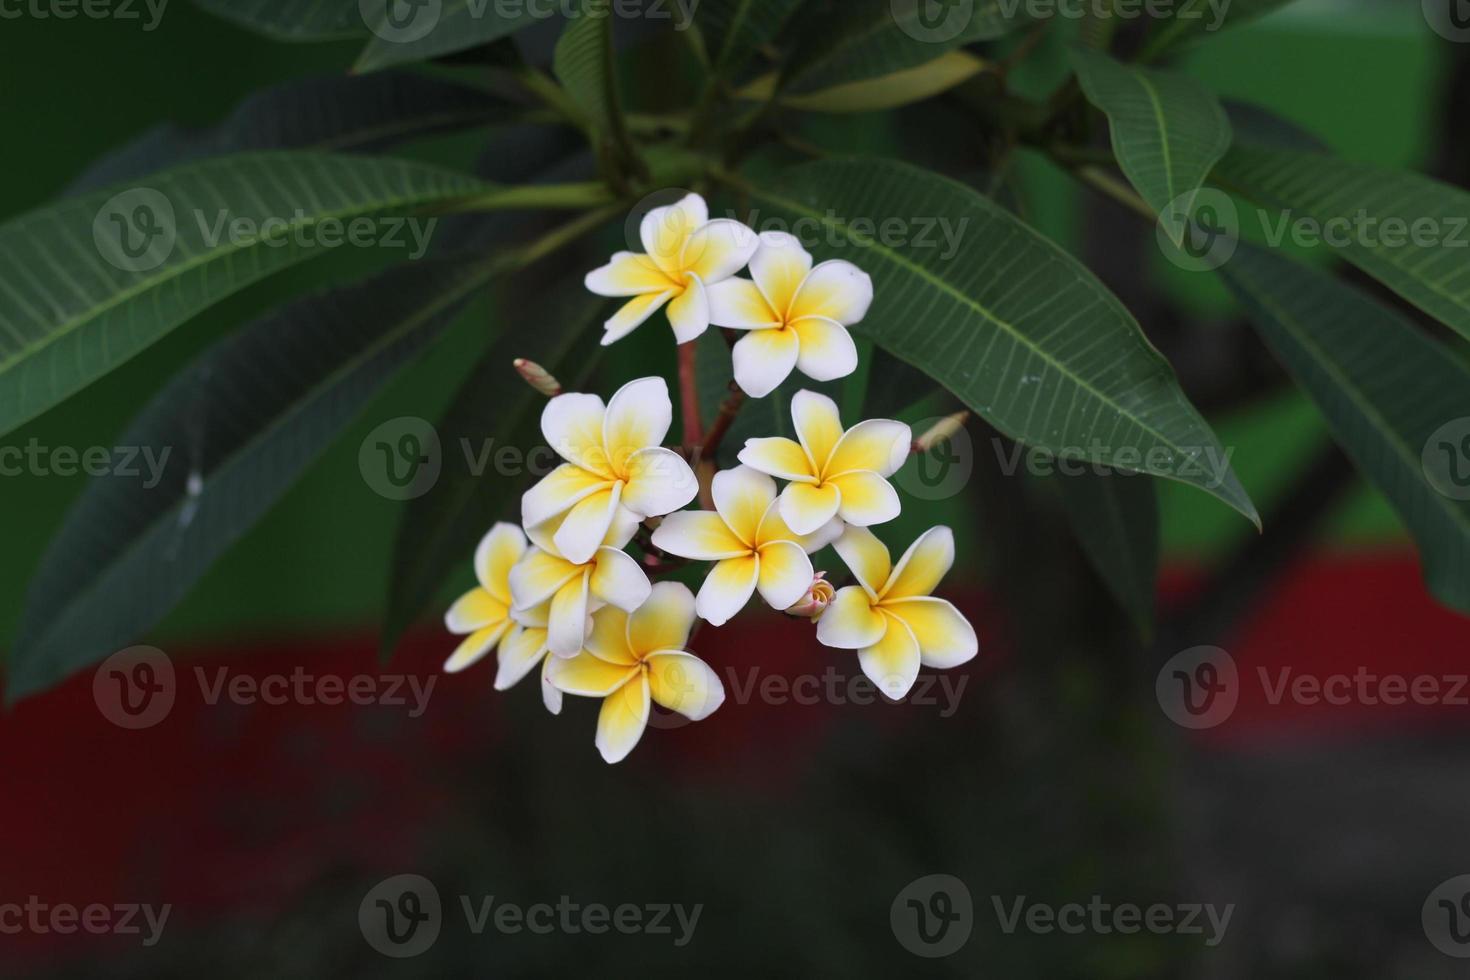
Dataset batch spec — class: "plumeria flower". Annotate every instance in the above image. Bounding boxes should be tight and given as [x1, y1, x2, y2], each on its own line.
[707, 232, 873, 397]
[492, 601, 563, 715]
[509, 507, 652, 659]
[785, 571, 835, 620]
[585, 193, 759, 346]
[547, 582, 725, 764]
[651, 466, 842, 626]
[443, 522, 527, 674]
[816, 525, 978, 700]
[739, 390, 911, 536]
[522, 376, 698, 565]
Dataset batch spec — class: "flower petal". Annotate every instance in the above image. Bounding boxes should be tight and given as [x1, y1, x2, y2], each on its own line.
[509, 548, 582, 610]
[753, 499, 838, 552]
[541, 392, 609, 475]
[791, 316, 858, 383]
[547, 649, 640, 697]
[651, 511, 749, 561]
[885, 597, 978, 669]
[883, 525, 956, 601]
[493, 624, 547, 689]
[590, 545, 652, 612]
[695, 555, 760, 627]
[665, 272, 711, 344]
[602, 290, 677, 346]
[603, 376, 673, 472]
[732, 326, 800, 398]
[858, 613, 922, 700]
[641, 193, 708, 274]
[445, 587, 508, 634]
[712, 465, 777, 547]
[443, 620, 509, 674]
[829, 470, 901, 527]
[749, 230, 813, 318]
[596, 672, 651, 764]
[738, 436, 815, 483]
[826, 419, 912, 479]
[522, 463, 613, 530]
[788, 259, 874, 325]
[540, 656, 563, 714]
[755, 540, 814, 611]
[790, 389, 844, 472]
[647, 652, 725, 721]
[473, 523, 528, 603]
[552, 484, 623, 566]
[628, 580, 698, 655]
[621, 447, 698, 517]
[682, 218, 760, 284]
[832, 524, 892, 598]
[814, 585, 887, 649]
[547, 571, 592, 658]
[707, 277, 780, 329]
[586, 251, 677, 297]
[585, 605, 637, 665]
[512, 599, 551, 629]
[778, 480, 842, 536]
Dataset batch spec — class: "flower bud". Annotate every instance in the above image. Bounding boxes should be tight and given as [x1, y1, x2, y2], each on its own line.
[785, 572, 836, 620]
[914, 411, 971, 455]
[513, 358, 562, 397]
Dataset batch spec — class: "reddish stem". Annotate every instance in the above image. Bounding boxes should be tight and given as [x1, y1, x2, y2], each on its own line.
[677, 341, 703, 453]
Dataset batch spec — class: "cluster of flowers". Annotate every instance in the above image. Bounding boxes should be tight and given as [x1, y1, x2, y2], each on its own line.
[444, 194, 978, 764]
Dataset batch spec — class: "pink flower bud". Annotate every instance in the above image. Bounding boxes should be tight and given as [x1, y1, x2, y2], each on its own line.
[786, 572, 836, 619]
[513, 358, 562, 397]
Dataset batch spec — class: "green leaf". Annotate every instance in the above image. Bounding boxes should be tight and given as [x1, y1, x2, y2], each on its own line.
[1140, 0, 1303, 60]
[1220, 244, 1470, 614]
[381, 283, 604, 659]
[1222, 100, 1327, 154]
[749, 51, 990, 114]
[745, 157, 1257, 524]
[1215, 144, 1470, 345]
[0, 152, 491, 439]
[6, 255, 499, 703]
[697, 0, 804, 78]
[1070, 47, 1232, 242]
[354, 0, 541, 73]
[782, 0, 1021, 94]
[191, 0, 366, 40]
[553, 0, 623, 137]
[1051, 468, 1159, 639]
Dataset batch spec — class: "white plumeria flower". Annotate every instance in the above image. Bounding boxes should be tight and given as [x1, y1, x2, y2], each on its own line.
[493, 600, 563, 715]
[443, 522, 528, 674]
[816, 525, 978, 700]
[707, 232, 872, 397]
[547, 582, 725, 764]
[522, 376, 698, 565]
[738, 389, 911, 536]
[651, 465, 842, 626]
[509, 508, 652, 659]
[585, 193, 759, 346]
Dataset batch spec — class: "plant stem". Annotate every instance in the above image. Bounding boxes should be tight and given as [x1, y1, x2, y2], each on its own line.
[1070, 165, 1157, 222]
[449, 182, 617, 213]
[490, 205, 622, 272]
[677, 341, 703, 452]
[701, 381, 746, 459]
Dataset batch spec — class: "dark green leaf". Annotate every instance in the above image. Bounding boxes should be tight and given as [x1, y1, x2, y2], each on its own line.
[1052, 468, 1159, 639]
[553, 0, 622, 136]
[354, 0, 541, 73]
[697, 0, 804, 78]
[191, 0, 366, 40]
[1140, 0, 1303, 60]
[1222, 100, 1327, 154]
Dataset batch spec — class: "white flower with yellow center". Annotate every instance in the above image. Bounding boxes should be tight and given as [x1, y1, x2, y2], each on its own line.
[443, 522, 527, 673]
[707, 232, 872, 397]
[522, 376, 698, 565]
[585, 193, 759, 346]
[817, 525, 978, 700]
[547, 582, 725, 764]
[492, 601, 564, 715]
[509, 507, 652, 659]
[652, 465, 840, 626]
[738, 389, 911, 535]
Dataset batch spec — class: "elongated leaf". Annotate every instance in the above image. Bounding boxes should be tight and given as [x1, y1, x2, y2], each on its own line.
[354, 0, 541, 73]
[1051, 469, 1159, 638]
[697, 0, 804, 78]
[1215, 144, 1470, 345]
[1140, 0, 1302, 60]
[7, 256, 500, 702]
[553, 0, 621, 136]
[746, 51, 989, 114]
[382, 283, 604, 658]
[1070, 47, 1232, 241]
[191, 0, 366, 40]
[0, 152, 490, 438]
[67, 72, 505, 196]
[1222, 100, 1327, 154]
[782, 0, 1021, 94]
[1221, 244, 1470, 614]
[746, 158, 1256, 523]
